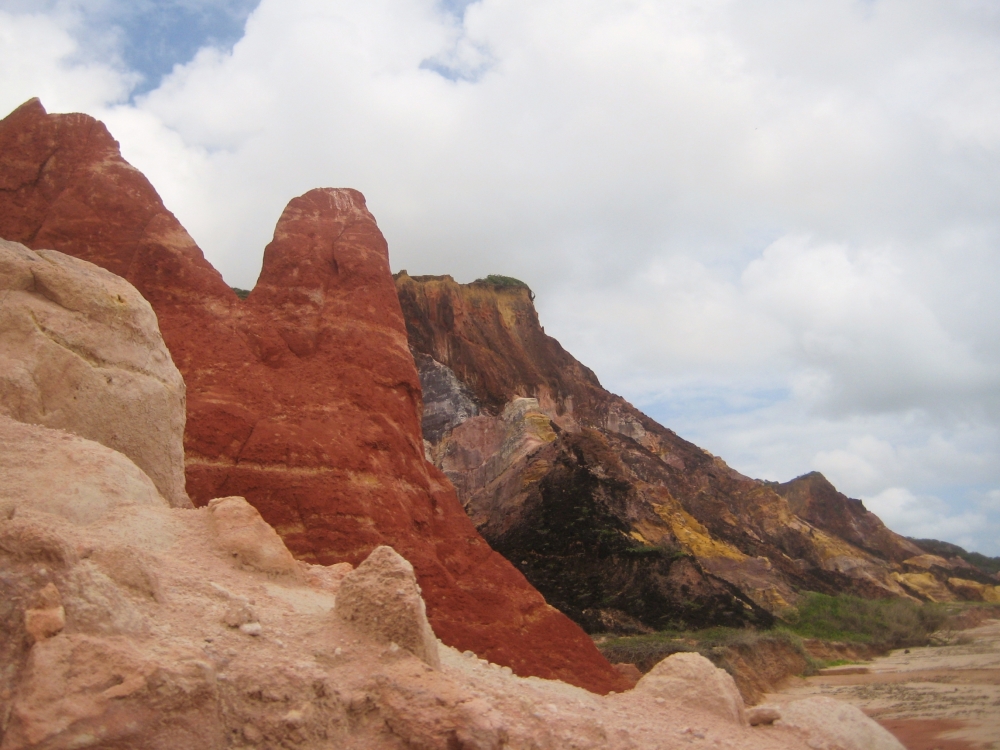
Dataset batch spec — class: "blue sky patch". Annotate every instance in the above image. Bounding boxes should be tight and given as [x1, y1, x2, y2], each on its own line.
[117, 1, 260, 94]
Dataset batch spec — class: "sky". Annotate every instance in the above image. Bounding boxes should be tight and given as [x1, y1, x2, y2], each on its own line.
[1, 0, 998, 555]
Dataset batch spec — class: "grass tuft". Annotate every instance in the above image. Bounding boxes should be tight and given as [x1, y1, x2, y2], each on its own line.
[781, 592, 948, 650]
[475, 274, 530, 288]
[596, 593, 960, 676]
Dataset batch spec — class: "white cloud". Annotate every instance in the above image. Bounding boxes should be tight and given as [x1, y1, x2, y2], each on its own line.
[865, 487, 998, 555]
[4, 0, 1000, 554]
[742, 236, 997, 416]
[0, 10, 135, 114]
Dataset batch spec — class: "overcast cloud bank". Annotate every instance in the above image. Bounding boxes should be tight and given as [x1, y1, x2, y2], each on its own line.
[1, 0, 997, 553]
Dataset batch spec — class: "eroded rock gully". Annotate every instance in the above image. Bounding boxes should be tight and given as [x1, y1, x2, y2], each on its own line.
[0, 239, 903, 749]
[396, 273, 1000, 634]
[0, 98, 625, 693]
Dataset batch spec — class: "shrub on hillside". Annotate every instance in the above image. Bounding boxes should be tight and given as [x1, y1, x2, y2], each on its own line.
[474, 274, 535, 299]
[596, 627, 805, 674]
[475, 274, 529, 288]
[784, 592, 948, 649]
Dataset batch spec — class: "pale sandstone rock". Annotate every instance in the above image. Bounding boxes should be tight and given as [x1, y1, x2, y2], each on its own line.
[89, 545, 162, 602]
[334, 545, 442, 668]
[302, 561, 353, 593]
[776, 696, 905, 750]
[634, 651, 747, 725]
[207, 496, 298, 576]
[23, 583, 65, 642]
[0, 435, 835, 749]
[0, 415, 168, 524]
[3, 632, 225, 750]
[0, 239, 189, 507]
[748, 705, 782, 726]
[60, 559, 150, 636]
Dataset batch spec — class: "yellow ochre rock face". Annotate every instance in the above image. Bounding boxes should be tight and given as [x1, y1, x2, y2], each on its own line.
[948, 578, 1000, 603]
[653, 503, 748, 563]
[891, 572, 958, 602]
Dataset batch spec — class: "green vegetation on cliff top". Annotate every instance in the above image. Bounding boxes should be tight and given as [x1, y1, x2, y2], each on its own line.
[474, 274, 530, 288]
[781, 592, 948, 646]
[595, 592, 962, 674]
[909, 537, 1000, 574]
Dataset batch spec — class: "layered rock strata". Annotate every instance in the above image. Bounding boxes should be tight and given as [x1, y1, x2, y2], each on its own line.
[772, 473, 925, 564]
[1, 425, 895, 750]
[395, 273, 992, 632]
[774, 473, 1000, 603]
[0, 99, 625, 693]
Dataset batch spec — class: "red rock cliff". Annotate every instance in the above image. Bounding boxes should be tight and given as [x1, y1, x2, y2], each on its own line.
[0, 99, 628, 693]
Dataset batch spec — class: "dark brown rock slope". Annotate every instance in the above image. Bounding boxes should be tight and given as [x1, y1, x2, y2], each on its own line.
[772, 472, 924, 564]
[0, 99, 629, 693]
[773, 473, 1000, 600]
[396, 273, 1000, 630]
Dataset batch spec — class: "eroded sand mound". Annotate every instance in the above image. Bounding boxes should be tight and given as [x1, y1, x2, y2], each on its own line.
[1, 430, 905, 749]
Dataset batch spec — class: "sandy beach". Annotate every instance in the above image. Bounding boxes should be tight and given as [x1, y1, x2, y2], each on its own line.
[764, 619, 1000, 750]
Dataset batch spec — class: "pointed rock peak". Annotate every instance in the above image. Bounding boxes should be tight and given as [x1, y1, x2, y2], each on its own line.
[255, 188, 385, 298]
[334, 545, 441, 668]
[796, 471, 832, 485]
[9, 98, 46, 119]
[250, 187, 403, 357]
[270, 187, 375, 243]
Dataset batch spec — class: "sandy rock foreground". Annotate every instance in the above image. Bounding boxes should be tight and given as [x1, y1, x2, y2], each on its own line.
[0, 428, 902, 750]
[0, 244, 904, 749]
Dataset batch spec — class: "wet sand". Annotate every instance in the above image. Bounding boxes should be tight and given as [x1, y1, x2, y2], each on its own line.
[764, 619, 1000, 750]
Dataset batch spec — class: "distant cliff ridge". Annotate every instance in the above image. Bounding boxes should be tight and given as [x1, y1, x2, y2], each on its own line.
[396, 272, 1000, 632]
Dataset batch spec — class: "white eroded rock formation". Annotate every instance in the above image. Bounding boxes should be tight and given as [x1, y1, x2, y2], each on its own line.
[0, 239, 189, 507]
[0, 246, 903, 749]
[634, 651, 748, 726]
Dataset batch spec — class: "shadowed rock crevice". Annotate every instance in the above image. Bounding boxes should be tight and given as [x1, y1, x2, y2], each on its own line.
[484, 429, 774, 632]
